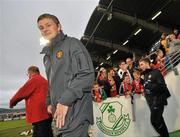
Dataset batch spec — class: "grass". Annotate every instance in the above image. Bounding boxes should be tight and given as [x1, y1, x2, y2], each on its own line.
[0, 119, 180, 137]
[169, 130, 180, 137]
[0, 119, 32, 137]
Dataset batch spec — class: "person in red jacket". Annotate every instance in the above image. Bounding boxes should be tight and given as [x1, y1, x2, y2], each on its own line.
[132, 70, 144, 95]
[119, 72, 133, 98]
[9, 66, 53, 137]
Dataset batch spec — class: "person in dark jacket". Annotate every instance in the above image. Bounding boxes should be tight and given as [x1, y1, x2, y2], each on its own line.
[139, 58, 171, 137]
[37, 13, 95, 137]
[97, 67, 111, 97]
[9, 66, 53, 137]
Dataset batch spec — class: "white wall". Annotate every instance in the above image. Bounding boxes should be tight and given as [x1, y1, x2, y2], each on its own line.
[164, 63, 180, 132]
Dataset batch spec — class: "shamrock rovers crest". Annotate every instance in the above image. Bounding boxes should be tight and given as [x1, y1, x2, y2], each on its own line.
[96, 101, 131, 136]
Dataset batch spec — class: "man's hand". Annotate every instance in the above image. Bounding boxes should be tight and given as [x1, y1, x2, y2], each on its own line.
[9, 102, 14, 108]
[9, 99, 16, 108]
[47, 105, 53, 114]
[54, 103, 68, 128]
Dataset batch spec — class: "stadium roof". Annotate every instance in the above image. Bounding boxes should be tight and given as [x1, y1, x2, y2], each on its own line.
[81, 0, 180, 68]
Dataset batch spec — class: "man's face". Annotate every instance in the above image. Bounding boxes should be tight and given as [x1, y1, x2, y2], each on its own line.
[161, 33, 166, 39]
[124, 76, 130, 84]
[38, 18, 60, 41]
[93, 84, 99, 91]
[126, 58, 133, 66]
[157, 51, 163, 59]
[27, 71, 33, 79]
[133, 73, 140, 80]
[119, 62, 127, 70]
[109, 69, 115, 76]
[139, 61, 149, 71]
[170, 34, 175, 41]
[113, 67, 118, 72]
[101, 69, 107, 78]
[174, 29, 178, 35]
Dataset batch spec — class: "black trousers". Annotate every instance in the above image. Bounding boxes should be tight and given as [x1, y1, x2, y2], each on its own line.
[149, 105, 169, 137]
[32, 118, 53, 137]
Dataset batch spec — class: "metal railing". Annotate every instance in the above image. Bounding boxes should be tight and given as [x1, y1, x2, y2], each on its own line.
[161, 49, 180, 76]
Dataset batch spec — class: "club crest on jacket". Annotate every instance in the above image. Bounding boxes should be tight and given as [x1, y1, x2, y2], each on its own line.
[56, 50, 63, 59]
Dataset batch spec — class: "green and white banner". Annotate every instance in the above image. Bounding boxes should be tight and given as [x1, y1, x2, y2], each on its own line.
[91, 69, 180, 137]
[92, 95, 157, 137]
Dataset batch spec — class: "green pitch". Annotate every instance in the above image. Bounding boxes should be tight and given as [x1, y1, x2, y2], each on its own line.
[170, 130, 180, 137]
[0, 119, 31, 137]
[0, 119, 179, 137]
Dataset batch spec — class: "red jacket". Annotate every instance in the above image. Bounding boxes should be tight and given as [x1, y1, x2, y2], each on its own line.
[132, 80, 144, 94]
[10, 74, 51, 123]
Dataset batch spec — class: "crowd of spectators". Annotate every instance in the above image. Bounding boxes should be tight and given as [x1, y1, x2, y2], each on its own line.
[150, 28, 180, 75]
[92, 28, 180, 102]
[92, 57, 143, 102]
[160, 28, 180, 56]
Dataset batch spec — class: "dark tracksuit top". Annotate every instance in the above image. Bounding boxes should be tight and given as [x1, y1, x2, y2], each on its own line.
[143, 68, 171, 108]
[143, 68, 171, 137]
[40, 32, 95, 133]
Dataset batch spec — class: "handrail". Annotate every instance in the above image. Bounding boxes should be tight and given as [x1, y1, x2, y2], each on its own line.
[146, 51, 157, 58]
[160, 49, 180, 75]
[163, 50, 180, 68]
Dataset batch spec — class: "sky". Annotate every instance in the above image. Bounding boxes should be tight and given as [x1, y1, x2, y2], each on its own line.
[0, 0, 99, 108]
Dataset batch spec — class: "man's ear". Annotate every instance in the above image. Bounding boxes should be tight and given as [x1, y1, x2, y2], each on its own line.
[58, 23, 61, 32]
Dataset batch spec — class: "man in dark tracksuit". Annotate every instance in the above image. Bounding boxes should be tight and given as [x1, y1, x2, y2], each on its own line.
[139, 58, 171, 137]
[37, 14, 95, 137]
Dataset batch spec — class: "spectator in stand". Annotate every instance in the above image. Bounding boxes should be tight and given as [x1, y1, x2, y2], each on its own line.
[132, 70, 144, 95]
[119, 72, 133, 98]
[149, 52, 158, 65]
[173, 28, 180, 39]
[92, 83, 101, 103]
[166, 34, 180, 72]
[108, 68, 121, 92]
[9, 66, 53, 137]
[118, 60, 132, 83]
[160, 33, 169, 55]
[97, 67, 111, 97]
[167, 34, 180, 55]
[92, 82, 107, 102]
[112, 66, 119, 73]
[126, 57, 136, 79]
[151, 49, 166, 76]
[108, 76, 118, 97]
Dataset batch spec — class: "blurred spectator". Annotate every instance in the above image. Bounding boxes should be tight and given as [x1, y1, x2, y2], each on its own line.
[108, 76, 118, 97]
[126, 57, 136, 78]
[118, 60, 133, 83]
[108, 68, 115, 78]
[112, 66, 119, 73]
[108, 68, 121, 92]
[92, 82, 101, 102]
[92, 82, 107, 102]
[167, 34, 180, 55]
[160, 33, 168, 55]
[97, 67, 111, 97]
[132, 70, 144, 95]
[119, 72, 133, 98]
[173, 28, 180, 39]
[151, 49, 166, 76]
[149, 52, 157, 65]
